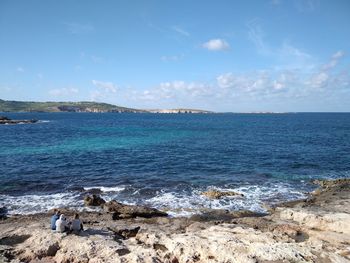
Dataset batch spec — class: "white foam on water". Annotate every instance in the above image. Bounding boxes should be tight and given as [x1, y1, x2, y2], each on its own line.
[0, 192, 82, 215]
[83, 186, 125, 192]
[233, 183, 306, 203]
[143, 183, 307, 217]
[0, 183, 307, 217]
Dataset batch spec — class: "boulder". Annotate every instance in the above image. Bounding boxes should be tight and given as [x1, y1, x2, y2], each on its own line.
[201, 190, 244, 199]
[103, 200, 167, 218]
[83, 194, 106, 206]
[0, 207, 8, 219]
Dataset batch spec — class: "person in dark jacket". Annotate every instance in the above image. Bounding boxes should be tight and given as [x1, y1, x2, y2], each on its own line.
[50, 209, 60, 230]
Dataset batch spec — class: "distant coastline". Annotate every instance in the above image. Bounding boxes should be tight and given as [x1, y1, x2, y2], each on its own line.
[0, 99, 212, 114]
[3, 99, 347, 114]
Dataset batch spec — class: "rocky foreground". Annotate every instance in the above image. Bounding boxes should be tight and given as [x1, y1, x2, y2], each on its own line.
[1, 179, 349, 263]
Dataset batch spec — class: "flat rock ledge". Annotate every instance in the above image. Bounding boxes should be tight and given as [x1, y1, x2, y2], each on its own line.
[1, 178, 349, 263]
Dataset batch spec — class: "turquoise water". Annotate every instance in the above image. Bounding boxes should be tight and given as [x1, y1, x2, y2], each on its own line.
[1, 112, 349, 216]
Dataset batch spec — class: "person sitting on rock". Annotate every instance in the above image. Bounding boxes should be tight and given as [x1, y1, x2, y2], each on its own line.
[55, 214, 69, 233]
[50, 209, 60, 230]
[70, 213, 84, 234]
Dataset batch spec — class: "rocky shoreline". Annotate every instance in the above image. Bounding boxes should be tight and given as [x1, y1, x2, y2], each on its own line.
[1, 179, 349, 263]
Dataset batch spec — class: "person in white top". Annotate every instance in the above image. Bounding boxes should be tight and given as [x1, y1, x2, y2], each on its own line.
[55, 214, 69, 233]
[70, 213, 84, 234]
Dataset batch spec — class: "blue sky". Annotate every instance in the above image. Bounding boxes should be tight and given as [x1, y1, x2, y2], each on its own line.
[0, 0, 349, 112]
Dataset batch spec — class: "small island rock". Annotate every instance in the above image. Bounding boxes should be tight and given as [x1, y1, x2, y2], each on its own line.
[0, 116, 38, 125]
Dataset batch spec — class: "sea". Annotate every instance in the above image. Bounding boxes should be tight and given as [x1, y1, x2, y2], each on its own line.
[1, 112, 349, 217]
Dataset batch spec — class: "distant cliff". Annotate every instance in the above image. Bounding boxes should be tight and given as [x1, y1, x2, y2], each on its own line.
[0, 99, 212, 113]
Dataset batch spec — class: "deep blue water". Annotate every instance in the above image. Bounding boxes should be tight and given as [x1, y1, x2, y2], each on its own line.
[1, 112, 349, 216]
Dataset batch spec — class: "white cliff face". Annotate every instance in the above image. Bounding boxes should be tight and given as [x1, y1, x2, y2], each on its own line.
[1, 180, 349, 263]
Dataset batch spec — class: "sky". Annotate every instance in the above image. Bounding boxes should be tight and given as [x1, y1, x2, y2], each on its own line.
[0, 0, 350, 112]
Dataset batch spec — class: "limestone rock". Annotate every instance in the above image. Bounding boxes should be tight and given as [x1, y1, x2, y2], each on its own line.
[190, 209, 262, 222]
[103, 200, 167, 218]
[108, 226, 141, 239]
[312, 178, 350, 188]
[201, 190, 244, 199]
[83, 194, 106, 206]
[279, 208, 350, 235]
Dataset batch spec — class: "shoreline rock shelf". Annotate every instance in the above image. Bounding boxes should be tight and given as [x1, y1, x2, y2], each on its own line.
[0, 116, 38, 125]
[0, 178, 349, 262]
[83, 194, 168, 219]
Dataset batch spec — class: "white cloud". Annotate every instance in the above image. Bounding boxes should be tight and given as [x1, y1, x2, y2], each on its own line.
[273, 80, 285, 90]
[49, 87, 79, 96]
[92, 80, 117, 93]
[322, 50, 345, 70]
[332, 50, 345, 59]
[37, 73, 43, 79]
[124, 81, 214, 108]
[215, 51, 348, 99]
[278, 43, 311, 60]
[247, 19, 270, 55]
[307, 51, 346, 88]
[90, 90, 103, 101]
[308, 72, 329, 88]
[172, 26, 190, 37]
[202, 39, 230, 51]
[83, 50, 349, 111]
[217, 73, 235, 88]
[247, 20, 313, 68]
[17, 67, 24, 72]
[145, 81, 212, 100]
[90, 80, 117, 101]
